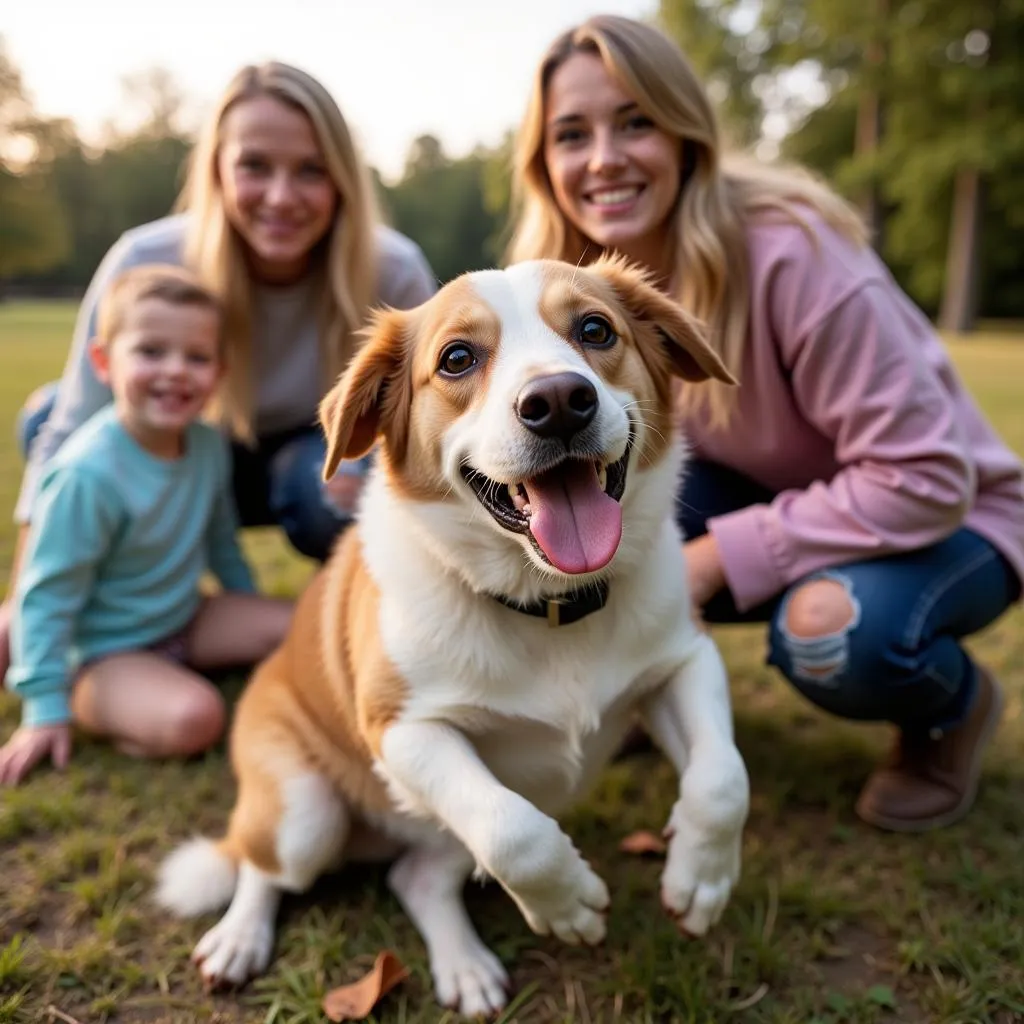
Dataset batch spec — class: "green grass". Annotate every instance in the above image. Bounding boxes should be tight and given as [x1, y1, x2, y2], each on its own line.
[1, 300, 1022, 1024]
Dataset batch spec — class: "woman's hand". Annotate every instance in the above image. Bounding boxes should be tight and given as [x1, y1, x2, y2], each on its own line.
[322, 471, 367, 518]
[0, 723, 72, 787]
[683, 533, 727, 615]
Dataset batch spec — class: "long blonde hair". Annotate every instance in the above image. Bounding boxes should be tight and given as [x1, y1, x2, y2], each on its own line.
[176, 61, 380, 441]
[507, 15, 867, 425]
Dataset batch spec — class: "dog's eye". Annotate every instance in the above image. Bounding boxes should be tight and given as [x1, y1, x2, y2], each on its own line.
[578, 314, 617, 349]
[438, 343, 477, 377]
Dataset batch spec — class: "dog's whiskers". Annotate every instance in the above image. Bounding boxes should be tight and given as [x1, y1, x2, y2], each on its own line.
[628, 408, 667, 447]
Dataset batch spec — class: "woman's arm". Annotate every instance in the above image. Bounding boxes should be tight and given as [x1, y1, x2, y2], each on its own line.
[708, 237, 975, 612]
[376, 231, 438, 311]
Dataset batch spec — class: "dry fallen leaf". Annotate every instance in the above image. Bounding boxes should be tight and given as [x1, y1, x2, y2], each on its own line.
[322, 950, 409, 1022]
[618, 830, 667, 856]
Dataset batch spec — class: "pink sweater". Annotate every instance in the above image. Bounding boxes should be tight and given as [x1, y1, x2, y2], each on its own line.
[680, 214, 1024, 613]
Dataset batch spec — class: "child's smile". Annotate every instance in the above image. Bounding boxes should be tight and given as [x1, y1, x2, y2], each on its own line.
[94, 298, 223, 458]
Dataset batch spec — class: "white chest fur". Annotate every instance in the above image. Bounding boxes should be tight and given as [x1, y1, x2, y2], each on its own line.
[358, 461, 701, 816]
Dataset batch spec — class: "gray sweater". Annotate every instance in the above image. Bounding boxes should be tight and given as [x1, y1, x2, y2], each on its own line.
[16, 214, 437, 523]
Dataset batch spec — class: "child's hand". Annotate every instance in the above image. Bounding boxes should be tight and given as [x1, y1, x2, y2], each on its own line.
[0, 723, 72, 786]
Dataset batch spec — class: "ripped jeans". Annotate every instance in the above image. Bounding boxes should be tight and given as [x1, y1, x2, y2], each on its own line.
[678, 460, 1021, 731]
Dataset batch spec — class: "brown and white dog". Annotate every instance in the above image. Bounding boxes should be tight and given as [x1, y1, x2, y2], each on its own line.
[155, 256, 750, 1017]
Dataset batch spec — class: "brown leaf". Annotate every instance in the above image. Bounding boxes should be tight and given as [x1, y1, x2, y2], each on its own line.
[322, 950, 409, 1021]
[618, 830, 667, 856]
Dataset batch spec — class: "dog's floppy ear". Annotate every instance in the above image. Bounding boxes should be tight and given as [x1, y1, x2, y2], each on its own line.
[592, 255, 737, 385]
[319, 307, 412, 481]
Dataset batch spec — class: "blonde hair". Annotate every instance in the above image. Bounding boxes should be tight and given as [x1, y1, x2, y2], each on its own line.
[97, 264, 223, 351]
[507, 15, 868, 425]
[176, 61, 380, 441]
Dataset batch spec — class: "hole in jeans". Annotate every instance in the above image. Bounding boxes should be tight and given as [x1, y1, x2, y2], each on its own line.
[780, 573, 861, 686]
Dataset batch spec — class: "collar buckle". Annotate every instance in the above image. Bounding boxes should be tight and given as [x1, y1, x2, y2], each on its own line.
[491, 580, 609, 627]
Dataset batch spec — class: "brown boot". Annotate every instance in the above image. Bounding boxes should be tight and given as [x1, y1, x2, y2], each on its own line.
[855, 668, 1004, 833]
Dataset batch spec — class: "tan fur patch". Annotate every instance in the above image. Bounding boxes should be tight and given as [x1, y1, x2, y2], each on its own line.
[383, 277, 503, 504]
[537, 263, 676, 467]
[319, 307, 416, 478]
[589, 257, 735, 386]
[220, 533, 405, 872]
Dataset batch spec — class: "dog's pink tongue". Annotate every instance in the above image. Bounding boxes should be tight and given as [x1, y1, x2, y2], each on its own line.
[524, 462, 622, 575]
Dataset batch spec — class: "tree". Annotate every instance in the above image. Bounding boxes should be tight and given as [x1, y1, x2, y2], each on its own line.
[683, 0, 1024, 326]
[383, 136, 506, 283]
[116, 67, 191, 140]
[402, 134, 447, 177]
[13, 66, 193, 291]
[0, 38, 69, 280]
[658, 0, 777, 144]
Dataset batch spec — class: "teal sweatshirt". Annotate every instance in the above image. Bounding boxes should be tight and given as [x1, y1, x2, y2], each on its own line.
[6, 406, 255, 727]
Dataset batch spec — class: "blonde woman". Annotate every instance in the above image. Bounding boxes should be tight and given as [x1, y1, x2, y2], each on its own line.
[508, 15, 1024, 832]
[2, 62, 436, 740]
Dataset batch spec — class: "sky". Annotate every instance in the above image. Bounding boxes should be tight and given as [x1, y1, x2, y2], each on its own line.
[4, 0, 658, 182]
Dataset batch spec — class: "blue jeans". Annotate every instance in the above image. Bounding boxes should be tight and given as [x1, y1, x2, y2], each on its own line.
[17, 382, 352, 563]
[678, 460, 1021, 731]
[229, 427, 360, 562]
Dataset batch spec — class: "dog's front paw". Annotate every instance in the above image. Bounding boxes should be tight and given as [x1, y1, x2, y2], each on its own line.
[432, 934, 510, 1017]
[192, 912, 274, 989]
[660, 802, 742, 937]
[503, 833, 610, 946]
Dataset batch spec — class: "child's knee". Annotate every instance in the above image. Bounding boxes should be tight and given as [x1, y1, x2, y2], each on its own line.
[255, 600, 293, 659]
[162, 687, 227, 756]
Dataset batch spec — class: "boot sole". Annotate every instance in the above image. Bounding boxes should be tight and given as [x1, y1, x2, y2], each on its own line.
[855, 677, 1005, 834]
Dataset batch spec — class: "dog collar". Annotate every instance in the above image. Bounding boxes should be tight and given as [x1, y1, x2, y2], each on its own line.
[491, 580, 610, 628]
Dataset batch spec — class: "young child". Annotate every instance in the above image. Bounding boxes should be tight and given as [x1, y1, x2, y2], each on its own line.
[1, 265, 293, 786]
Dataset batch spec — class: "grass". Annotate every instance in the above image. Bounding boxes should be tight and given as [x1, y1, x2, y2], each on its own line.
[1, 299, 1022, 1024]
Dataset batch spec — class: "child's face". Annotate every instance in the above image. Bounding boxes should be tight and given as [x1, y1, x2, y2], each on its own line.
[92, 298, 223, 454]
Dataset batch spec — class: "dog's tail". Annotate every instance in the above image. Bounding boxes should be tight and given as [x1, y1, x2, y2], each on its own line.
[153, 837, 239, 918]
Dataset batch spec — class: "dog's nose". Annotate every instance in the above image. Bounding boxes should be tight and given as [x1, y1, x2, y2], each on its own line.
[516, 371, 598, 444]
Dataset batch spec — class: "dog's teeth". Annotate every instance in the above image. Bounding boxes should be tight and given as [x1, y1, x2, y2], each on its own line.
[522, 503, 532, 516]
[508, 484, 518, 501]
[597, 465, 608, 490]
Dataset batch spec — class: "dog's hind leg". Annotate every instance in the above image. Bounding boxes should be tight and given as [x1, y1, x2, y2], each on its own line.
[641, 632, 750, 937]
[388, 836, 510, 1017]
[192, 769, 350, 989]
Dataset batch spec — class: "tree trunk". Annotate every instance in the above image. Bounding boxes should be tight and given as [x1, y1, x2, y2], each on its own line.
[855, 90, 884, 245]
[938, 168, 983, 334]
[855, 0, 888, 247]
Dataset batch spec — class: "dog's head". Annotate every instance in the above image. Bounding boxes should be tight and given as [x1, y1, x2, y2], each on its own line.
[320, 256, 733, 585]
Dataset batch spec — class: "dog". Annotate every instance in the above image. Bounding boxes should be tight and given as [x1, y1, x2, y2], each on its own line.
[154, 255, 750, 1017]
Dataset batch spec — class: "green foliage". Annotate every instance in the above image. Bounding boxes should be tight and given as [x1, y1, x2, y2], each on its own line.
[656, 0, 774, 145]
[0, 40, 69, 278]
[381, 135, 506, 283]
[0, 167, 69, 278]
[660, 0, 1024, 321]
[5, 71, 192, 290]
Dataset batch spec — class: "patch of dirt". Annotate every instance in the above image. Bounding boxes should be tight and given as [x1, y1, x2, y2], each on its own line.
[815, 922, 891, 989]
[814, 923, 930, 1024]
